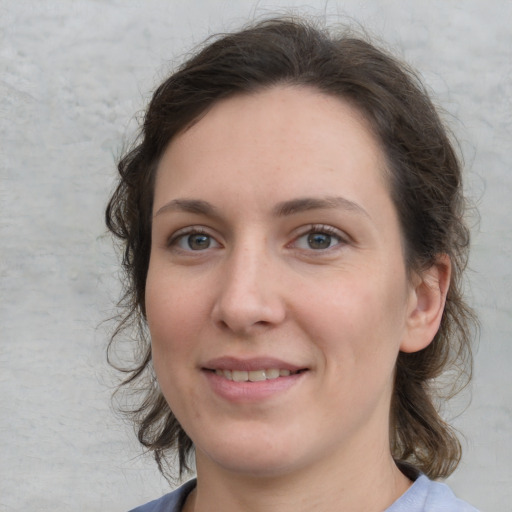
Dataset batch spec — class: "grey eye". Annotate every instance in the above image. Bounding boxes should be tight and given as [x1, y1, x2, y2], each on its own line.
[186, 234, 212, 250]
[170, 228, 221, 252]
[292, 227, 345, 251]
[307, 232, 333, 249]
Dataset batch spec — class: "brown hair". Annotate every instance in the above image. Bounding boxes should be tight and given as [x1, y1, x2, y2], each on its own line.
[106, 17, 476, 479]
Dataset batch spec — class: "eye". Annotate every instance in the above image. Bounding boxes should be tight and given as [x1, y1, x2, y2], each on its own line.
[169, 228, 221, 251]
[292, 225, 346, 251]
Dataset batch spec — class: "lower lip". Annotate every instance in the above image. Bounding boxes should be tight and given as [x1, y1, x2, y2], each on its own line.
[203, 370, 306, 402]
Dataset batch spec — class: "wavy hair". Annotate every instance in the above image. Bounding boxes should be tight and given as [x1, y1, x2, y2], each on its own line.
[106, 17, 476, 479]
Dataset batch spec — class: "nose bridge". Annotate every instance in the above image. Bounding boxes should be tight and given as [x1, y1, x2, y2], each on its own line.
[212, 234, 285, 333]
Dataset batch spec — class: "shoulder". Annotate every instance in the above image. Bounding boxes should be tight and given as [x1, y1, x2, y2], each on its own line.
[387, 475, 479, 512]
[128, 479, 196, 512]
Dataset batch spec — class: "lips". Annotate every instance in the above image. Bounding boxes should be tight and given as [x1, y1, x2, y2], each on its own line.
[202, 357, 308, 400]
[203, 356, 305, 374]
[214, 368, 299, 382]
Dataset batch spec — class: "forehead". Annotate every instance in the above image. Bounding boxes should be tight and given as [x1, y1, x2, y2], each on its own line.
[156, 86, 389, 195]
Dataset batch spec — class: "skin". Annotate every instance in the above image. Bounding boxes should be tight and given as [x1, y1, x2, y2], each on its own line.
[146, 86, 449, 512]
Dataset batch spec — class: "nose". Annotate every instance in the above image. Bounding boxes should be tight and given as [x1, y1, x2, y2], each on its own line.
[211, 244, 286, 336]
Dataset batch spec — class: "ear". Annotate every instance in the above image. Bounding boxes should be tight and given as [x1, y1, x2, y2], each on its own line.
[400, 254, 451, 353]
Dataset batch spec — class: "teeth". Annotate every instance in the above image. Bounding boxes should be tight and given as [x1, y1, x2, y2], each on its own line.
[248, 370, 266, 382]
[214, 368, 297, 382]
[215, 369, 232, 380]
[232, 370, 248, 382]
[265, 368, 280, 379]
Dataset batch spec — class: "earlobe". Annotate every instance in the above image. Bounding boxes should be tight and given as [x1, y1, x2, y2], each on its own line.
[400, 254, 451, 353]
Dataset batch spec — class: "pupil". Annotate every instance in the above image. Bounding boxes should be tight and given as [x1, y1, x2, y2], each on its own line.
[188, 234, 210, 250]
[308, 233, 331, 249]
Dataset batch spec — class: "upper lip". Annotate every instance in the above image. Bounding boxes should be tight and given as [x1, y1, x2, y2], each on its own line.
[202, 356, 306, 372]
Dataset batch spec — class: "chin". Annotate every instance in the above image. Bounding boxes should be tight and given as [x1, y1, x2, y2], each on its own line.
[196, 436, 303, 478]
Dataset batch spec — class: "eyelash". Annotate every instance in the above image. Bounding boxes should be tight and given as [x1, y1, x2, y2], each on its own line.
[166, 224, 348, 253]
[167, 226, 220, 252]
[291, 224, 347, 251]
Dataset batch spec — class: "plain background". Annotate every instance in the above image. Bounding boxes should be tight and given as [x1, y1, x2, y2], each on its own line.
[1, 1, 511, 510]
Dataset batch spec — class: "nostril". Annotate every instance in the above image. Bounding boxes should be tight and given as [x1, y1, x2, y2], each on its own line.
[254, 320, 271, 326]
[217, 319, 230, 330]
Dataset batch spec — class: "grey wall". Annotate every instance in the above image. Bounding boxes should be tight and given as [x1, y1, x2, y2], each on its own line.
[1, 1, 511, 510]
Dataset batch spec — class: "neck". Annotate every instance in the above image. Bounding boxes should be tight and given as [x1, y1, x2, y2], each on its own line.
[185, 441, 411, 512]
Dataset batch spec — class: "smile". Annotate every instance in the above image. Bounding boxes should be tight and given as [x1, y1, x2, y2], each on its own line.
[213, 368, 300, 382]
[202, 357, 308, 401]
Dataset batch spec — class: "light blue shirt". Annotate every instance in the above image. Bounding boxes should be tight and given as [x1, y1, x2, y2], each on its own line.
[129, 475, 479, 512]
[386, 475, 478, 512]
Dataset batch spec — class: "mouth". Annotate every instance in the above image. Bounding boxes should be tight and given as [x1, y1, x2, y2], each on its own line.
[201, 356, 309, 398]
[207, 368, 306, 382]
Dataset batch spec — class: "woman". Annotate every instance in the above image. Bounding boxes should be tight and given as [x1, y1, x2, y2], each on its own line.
[107, 17, 478, 512]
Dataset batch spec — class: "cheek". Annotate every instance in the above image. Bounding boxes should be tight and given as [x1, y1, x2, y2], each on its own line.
[145, 280, 203, 420]
[145, 273, 196, 382]
[146, 264, 208, 340]
[299, 272, 408, 369]
[145, 268, 219, 411]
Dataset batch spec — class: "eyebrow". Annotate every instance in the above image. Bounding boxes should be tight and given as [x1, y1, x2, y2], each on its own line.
[154, 199, 219, 218]
[273, 196, 370, 219]
[154, 195, 370, 219]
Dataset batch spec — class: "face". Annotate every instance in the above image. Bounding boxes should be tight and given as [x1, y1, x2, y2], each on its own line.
[146, 86, 420, 479]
